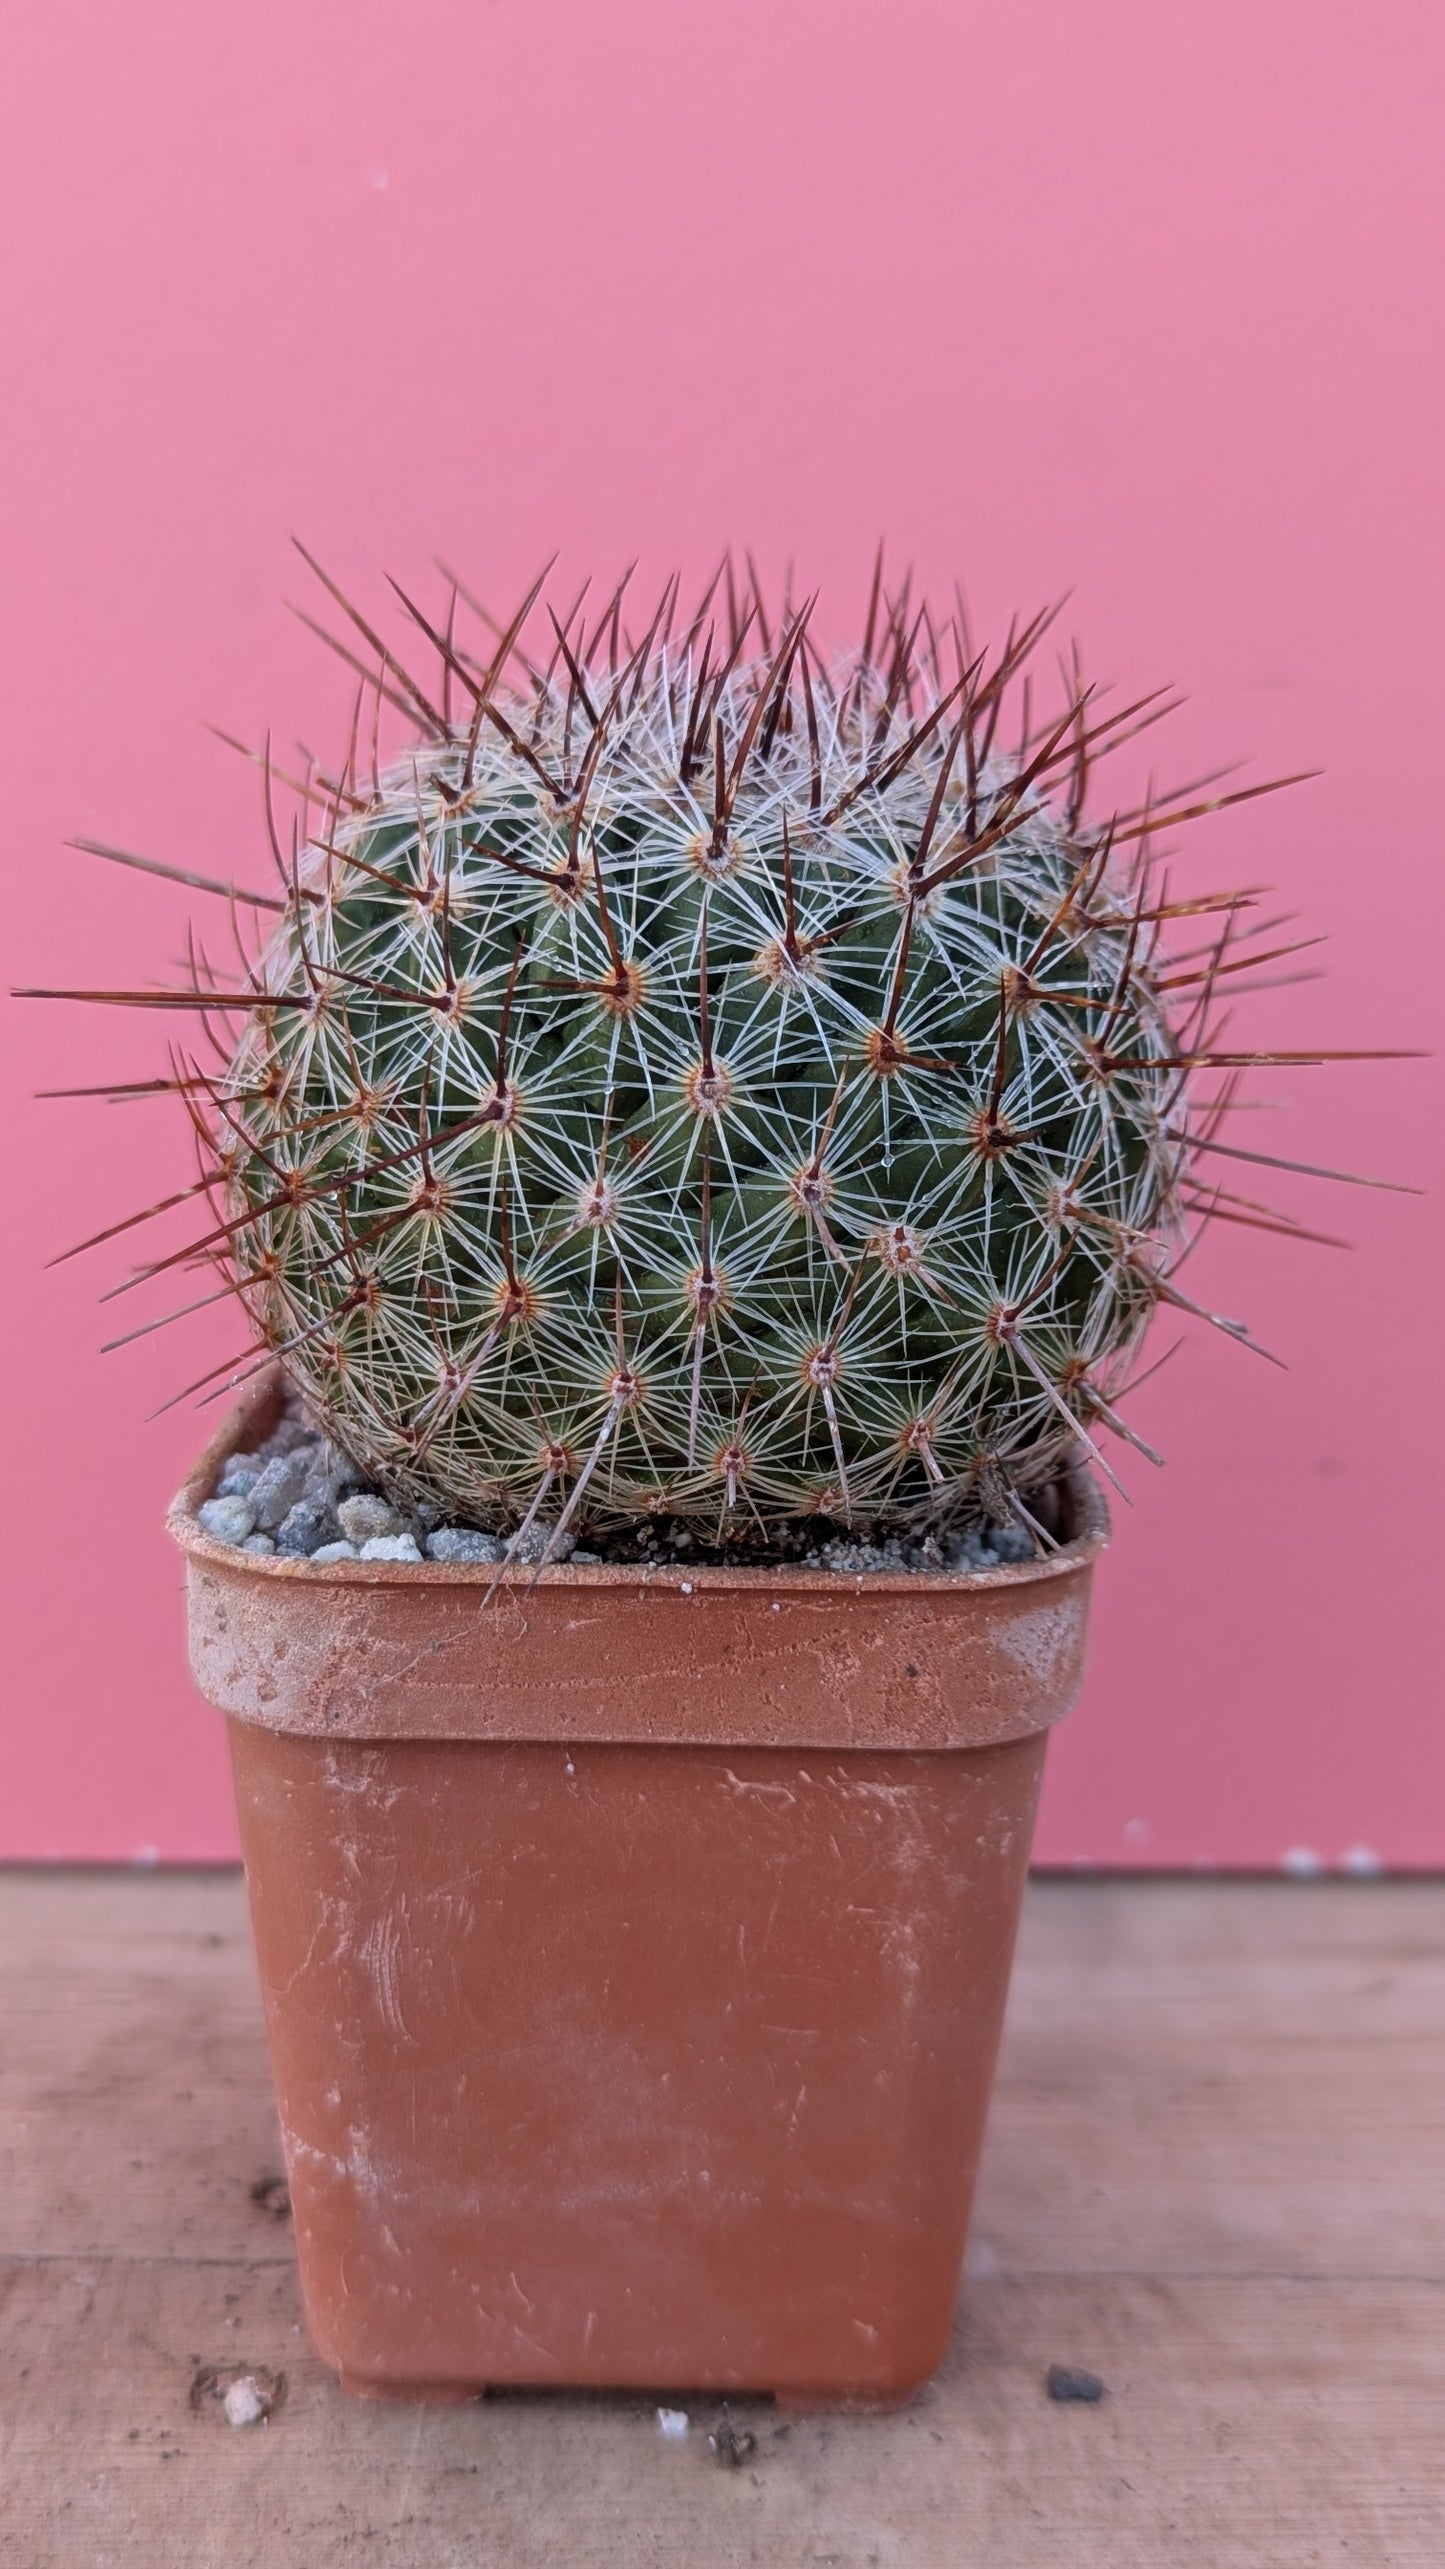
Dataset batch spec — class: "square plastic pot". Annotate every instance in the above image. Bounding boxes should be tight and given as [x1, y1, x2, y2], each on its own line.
[171, 1372, 1107, 2410]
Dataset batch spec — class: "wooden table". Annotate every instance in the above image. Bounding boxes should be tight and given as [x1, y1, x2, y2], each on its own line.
[2, 1873, 1441, 2566]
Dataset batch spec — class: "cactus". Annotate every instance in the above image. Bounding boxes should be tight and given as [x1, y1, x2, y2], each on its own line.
[27, 555, 1395, 1555]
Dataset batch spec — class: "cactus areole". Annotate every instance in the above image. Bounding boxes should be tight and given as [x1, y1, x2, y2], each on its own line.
[40, 555, 1378, 1559]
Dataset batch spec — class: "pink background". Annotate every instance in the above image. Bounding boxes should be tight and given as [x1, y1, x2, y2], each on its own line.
[2, 0, 1440, 1865]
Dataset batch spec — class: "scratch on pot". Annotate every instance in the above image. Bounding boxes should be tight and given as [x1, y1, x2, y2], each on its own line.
[721, 1770, 796, 1806]
[424, 1887, 478, 1937]
[269, 1906, 340, 2001]
[357, 1909, 414, 2044]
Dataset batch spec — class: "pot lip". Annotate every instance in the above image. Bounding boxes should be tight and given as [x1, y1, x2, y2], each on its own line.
[168, 1366, 1110, 1600]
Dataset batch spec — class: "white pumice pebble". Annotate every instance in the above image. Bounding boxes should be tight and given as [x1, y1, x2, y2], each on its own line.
[508, 1522, 576, 1565]
[247, 1451, 310, 1530]
[426, 1528, 505, 1564]
[338, 1493, 408, 1545]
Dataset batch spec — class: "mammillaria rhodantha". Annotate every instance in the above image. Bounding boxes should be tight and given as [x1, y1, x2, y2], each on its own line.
[29, 555, 1403, 1561]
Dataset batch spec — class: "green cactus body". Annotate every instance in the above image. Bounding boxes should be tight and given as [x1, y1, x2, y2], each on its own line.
[210, 580, 1194, 1544]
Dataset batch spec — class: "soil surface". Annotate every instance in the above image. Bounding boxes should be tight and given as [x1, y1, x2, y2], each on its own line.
[196, 1388, 1071, 1576]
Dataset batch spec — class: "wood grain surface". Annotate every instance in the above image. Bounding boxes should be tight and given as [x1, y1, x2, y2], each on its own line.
[2, 1874, 1441, 2567]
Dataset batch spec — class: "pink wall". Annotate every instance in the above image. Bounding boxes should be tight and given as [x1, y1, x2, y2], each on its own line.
[2, 0, 1440, 1865]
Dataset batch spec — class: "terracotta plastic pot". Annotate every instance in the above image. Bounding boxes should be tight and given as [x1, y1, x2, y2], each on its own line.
[171, 1371, 1107, 2410]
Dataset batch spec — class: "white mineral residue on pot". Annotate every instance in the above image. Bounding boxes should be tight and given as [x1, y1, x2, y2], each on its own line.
[721, 1769, 797, 1805]
[988, 1595, 1078, 1690]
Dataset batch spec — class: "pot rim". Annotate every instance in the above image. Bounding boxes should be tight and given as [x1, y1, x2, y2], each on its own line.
[168, 1364, 1110, 1601]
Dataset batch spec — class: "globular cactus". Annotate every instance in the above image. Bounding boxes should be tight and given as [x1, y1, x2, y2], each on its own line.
[32, 555, 1383, 1555]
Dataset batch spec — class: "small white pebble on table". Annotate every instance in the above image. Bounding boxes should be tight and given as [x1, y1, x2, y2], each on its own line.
[222, 2376, 269, 2428]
